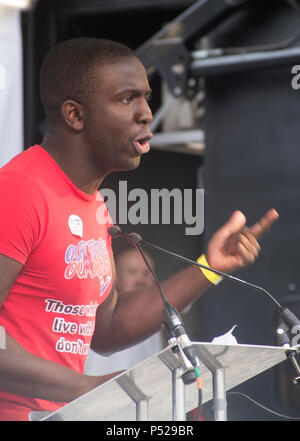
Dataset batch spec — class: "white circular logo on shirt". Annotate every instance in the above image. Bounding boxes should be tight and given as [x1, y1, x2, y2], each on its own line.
[68, 214, 83, 238]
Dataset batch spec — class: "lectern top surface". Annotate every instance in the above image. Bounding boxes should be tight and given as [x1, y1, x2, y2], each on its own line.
[34, 342, 295, 421]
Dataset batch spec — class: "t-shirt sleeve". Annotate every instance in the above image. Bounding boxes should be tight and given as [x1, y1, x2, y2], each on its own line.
[0, 172, 46, 265]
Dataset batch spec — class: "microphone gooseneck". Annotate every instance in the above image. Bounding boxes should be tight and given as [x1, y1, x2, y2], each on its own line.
[108, 226, 300, 342]
[139, 237, 283, 311]
[128, 231, 300, 330]
[108, 225, 200, 371]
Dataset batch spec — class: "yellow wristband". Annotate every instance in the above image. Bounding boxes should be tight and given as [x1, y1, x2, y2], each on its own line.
[197, 254, 223, 285]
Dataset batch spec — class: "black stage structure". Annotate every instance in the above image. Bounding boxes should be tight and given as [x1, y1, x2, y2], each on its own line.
[22, 0, 300, 420]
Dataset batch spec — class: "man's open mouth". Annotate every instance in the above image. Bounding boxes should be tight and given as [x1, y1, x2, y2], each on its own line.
[133, 134, 152, 155]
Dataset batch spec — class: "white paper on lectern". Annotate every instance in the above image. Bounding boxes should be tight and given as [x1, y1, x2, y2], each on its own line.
[211, 325, 238, 345]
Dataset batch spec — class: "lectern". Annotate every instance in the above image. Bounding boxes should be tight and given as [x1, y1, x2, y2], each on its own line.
[30, 342, 298, 421]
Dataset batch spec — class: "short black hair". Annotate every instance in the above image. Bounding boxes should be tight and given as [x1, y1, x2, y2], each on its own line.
[40, 37, 136, 126]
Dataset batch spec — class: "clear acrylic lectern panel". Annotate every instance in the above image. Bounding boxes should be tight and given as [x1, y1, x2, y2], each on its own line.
[30, 342, 295, 421]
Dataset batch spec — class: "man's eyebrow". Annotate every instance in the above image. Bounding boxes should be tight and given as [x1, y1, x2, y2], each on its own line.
[116, 88, 152, 97]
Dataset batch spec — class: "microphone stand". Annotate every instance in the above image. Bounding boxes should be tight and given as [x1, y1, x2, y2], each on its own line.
[119, 231, 200, 385]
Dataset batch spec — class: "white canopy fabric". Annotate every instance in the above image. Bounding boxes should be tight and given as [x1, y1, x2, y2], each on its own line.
[0, 5, 23, 167]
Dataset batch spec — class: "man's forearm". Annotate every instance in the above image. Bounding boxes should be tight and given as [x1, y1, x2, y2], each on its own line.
[92, 265, 211, 355]
[0, 332, 118, 402]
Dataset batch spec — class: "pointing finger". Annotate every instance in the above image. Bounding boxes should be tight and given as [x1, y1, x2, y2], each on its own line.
[248, 208, 279, 240]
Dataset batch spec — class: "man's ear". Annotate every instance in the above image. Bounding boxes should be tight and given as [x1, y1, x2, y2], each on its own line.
[61, 100, 84, 131]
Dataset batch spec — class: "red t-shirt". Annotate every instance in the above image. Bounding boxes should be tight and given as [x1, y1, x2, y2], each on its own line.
[0, 145, 114, 421]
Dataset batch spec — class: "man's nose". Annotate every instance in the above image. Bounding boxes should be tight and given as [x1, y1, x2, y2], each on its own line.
[136, 99, 153, 124]
[133, 274, 152, 289]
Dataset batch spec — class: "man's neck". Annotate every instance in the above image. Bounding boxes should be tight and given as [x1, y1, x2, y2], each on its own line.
[41, 131, 107, 195]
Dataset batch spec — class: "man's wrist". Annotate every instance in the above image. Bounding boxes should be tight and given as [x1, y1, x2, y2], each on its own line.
[197, 254, 223, 285]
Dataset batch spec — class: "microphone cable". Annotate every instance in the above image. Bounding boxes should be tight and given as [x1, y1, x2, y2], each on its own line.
[226, 391, 300, 421]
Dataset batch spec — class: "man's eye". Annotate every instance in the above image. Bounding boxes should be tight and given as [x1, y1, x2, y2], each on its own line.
[121, 96, 133, 104]
[145, 92, 152, 103]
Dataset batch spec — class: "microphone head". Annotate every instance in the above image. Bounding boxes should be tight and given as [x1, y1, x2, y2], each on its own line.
[128, 232, 142, 242]
[108, 225, 122, 238]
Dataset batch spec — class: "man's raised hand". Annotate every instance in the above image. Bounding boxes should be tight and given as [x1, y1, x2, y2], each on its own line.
[206, 208, 279, 274]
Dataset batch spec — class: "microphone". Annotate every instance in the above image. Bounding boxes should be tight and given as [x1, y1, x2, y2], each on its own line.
[108, 225, 200, 372]
[276, 324, 291, 348]
[108, 226, 300, 343]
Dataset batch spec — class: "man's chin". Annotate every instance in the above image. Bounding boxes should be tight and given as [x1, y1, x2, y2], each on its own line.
[110, 152, 143, 173]
[122, 155, 141, 171]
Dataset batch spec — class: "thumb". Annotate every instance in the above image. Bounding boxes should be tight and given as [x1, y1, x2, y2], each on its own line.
[207, 211, 247, 266]
[223, 210, 246, 236]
